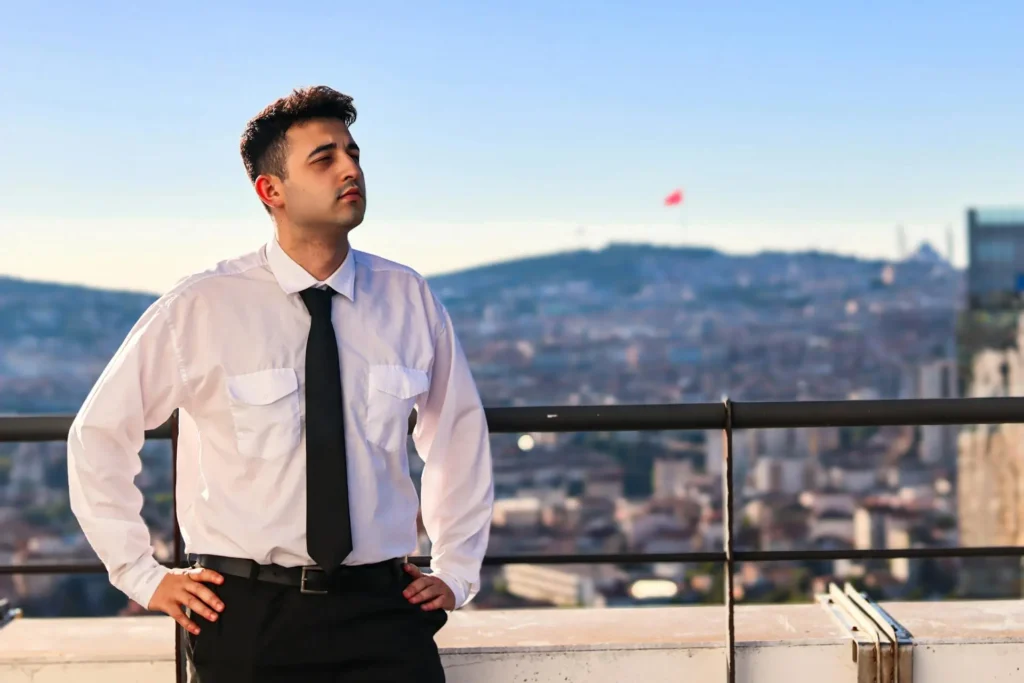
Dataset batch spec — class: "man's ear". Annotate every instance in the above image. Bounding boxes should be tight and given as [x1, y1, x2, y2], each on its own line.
[255, 174, 283, 210]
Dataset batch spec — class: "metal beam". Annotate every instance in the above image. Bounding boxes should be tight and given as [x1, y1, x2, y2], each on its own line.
[6, 396, 1024, 443]
[6, 545, 1024, 575]
[0, 415, 173, 442]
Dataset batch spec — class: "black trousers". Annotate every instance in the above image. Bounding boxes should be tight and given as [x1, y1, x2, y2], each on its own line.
[184, 561, 447, 682]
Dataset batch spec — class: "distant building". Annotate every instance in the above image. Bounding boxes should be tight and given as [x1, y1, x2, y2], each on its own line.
[957, 318, 1024, 597]
[502, 563, 626, 607]
[825, 463, 877, 494]
[967, 207, 1024, 310]
[751, 456, 807, 495]
[801, 490, 856, 517]
[810, 509, 855, 545]
[886, 517, 913, 583]
[854, 505, 887, 552]
[958, 206, 1024, 597]
[902, 359, 959, 466]
[492, 497, 543, 529]
[704, 427, 839, 479]
[652, 458, 695, 499]
[585, 467, 625, 500]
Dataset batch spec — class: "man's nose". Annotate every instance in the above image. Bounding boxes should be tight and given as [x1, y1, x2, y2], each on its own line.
[338, 154, 361, 181]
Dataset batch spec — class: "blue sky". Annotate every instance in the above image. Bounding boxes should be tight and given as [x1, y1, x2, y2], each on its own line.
[1, 1, 1021, 293]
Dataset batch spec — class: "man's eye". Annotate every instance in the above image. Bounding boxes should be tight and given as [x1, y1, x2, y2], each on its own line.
[314, 157, 331, 164]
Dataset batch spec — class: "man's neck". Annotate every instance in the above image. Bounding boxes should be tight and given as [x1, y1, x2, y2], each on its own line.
[276, 228, 350, 283]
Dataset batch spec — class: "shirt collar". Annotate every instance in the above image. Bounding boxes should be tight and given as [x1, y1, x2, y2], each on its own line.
[265, 237, 356, 301]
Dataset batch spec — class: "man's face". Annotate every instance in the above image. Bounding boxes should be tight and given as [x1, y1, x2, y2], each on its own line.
[271, 117, 366, 233]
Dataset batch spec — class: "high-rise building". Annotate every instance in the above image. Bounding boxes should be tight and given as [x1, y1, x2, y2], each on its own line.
[967, 208, 1024, 310]
[958, 206, 1024, 598]
[956, 324, 1024, 597]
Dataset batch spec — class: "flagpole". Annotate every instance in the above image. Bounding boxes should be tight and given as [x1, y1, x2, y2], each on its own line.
[664, 188, 685, 244]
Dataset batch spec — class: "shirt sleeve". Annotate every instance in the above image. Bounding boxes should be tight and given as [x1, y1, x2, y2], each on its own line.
[67, 296, 191, 610]
[412, 303, 494, 610]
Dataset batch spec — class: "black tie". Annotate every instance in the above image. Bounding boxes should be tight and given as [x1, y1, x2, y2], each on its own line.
[299, 286, 353, 570]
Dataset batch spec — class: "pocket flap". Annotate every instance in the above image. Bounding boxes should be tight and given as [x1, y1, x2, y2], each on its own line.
[369, 365, 430, 399]
[226, 368, 298, 406]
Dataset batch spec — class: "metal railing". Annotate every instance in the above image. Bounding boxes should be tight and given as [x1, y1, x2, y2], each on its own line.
[3, 396, 1024, 683]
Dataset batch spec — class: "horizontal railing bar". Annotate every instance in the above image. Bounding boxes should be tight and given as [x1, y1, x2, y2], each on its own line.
[0, 415, 173, 443]
[5, 545, 1024, 575]
[484, 397, 1024, 432]
[5, 397, 1024, 443]
[731, 397, 1024, 429]
[478, 552, 727, 566]
[734, 546, 1024, 561]
[419, 545, 1024, 565]
[481, 403, 727, 433]
[0, 554, 729, 575]
[0, 562, 170, 575]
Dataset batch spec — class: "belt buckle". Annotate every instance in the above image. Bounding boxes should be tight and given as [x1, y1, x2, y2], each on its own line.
[300, 566, 328, 595]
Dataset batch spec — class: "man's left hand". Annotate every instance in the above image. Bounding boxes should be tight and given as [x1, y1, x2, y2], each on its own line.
[402, 563, 455, 611]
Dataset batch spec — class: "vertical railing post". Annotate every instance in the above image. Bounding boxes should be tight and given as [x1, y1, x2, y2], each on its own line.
[170, 410, 186, 683]
[721, 398, 736, 683]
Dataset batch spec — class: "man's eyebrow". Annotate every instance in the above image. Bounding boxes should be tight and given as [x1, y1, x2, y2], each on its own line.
[306, 142, 337, 160]
[306, 141, 360, 160]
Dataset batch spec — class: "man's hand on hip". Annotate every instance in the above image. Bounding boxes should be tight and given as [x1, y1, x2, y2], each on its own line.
[402, 563, 455, 611]
[148, 567, 226, 635]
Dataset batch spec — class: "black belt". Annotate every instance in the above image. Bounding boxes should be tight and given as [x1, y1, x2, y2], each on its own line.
[188, 554, 404, 595]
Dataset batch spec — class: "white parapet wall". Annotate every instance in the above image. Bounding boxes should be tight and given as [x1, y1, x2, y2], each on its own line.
[2, 601, 1024, 682]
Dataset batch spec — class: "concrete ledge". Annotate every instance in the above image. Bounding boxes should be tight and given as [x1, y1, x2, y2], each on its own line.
[2, 601, 1023, 682]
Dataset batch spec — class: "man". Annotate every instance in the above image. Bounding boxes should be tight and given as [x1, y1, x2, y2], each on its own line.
[68, 85, 495, 682]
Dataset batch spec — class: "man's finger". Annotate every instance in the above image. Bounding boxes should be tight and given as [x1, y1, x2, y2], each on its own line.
[407, 582, 443, 604]
[184, 580, 225, 613]
[403, 577, 437, 600]
[421, 595, 446, 611]
[185, 593, 218, 622]
[187, 567, 225, 585]
[168, 604, 200, 635]
[403, 563, 422, 578]
[181, 587, 219, 621]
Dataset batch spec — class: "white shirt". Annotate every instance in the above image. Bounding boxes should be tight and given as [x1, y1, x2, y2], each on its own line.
[67, 238, 494, 611]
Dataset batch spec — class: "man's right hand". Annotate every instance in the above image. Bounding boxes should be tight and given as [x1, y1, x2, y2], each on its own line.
[147, 567, 226, 635]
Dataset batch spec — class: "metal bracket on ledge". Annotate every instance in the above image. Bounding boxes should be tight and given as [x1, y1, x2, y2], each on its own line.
[0, 598, 22, 629]
[816, 582, 913, 683]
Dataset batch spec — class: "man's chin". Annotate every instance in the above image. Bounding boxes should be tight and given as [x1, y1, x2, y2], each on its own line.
[339, 212, 365, 231]
[327, 206, 365, 232]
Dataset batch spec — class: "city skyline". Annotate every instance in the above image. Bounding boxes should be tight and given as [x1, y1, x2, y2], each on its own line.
[2, 2, 1023, 292]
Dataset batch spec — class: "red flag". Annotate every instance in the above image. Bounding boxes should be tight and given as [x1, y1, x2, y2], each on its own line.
[664, 189, 683, 206]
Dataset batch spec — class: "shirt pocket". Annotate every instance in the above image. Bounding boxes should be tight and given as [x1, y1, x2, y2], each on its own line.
[225, 368, 302, 460]
[366, 365, 430, 452]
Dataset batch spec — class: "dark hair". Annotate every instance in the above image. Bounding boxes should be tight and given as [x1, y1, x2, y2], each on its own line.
[240, 85, 357, 195]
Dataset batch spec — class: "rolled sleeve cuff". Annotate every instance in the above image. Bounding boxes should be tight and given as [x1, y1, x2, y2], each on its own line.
[430, 570, 470, 611]
[111, 553, 171, 610]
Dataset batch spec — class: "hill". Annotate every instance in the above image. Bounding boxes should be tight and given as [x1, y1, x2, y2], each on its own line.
[0, 243, 959, 413]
